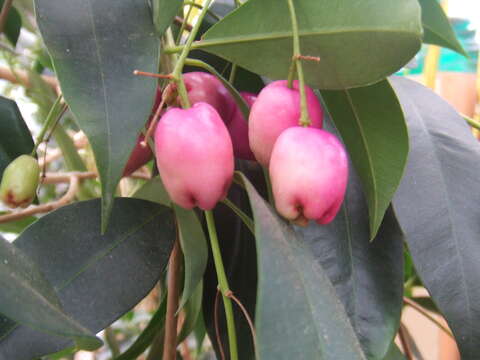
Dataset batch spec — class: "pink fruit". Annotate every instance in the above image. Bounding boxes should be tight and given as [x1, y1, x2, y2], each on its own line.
[269, 127, 348, 226]
[123, 87, 163, 177]
[227, 92, 257, 161]
[249, 80, 324, 166]
[154, 102, 234, 210]
[182, 72, 236, 123]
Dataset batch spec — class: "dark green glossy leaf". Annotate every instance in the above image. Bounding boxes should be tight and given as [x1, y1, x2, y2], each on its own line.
[199, 0, 422, 89]
[391, 77, 480, 360]
[321, 80, 409, 239]
[239, 174, 366, 360]
[0, 198, 175, 360]
[174, 206, 208, 311]
[152, 0, 182, 36]
[419, 0, 467, 56]
[0, 96, 34, 178]
[0, 0, 21, 46]
[0, 213, 36, 234]
[295, 132, 404, 359]
[35, 0, 160, 230]
[0, 235, 101, 352]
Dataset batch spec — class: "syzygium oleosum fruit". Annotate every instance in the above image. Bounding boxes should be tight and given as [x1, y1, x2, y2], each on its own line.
[249, 80, 324, 166]
[269, 127, 348, 226]
[182, 72, 236, 123]
[0, 155, 40, 208]
[123, 87, 163, 177]
[227, 92, 257, 161]
[154, 102, 234, 210]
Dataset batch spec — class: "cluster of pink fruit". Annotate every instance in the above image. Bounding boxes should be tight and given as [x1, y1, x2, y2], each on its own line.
[128, 72, 349, 225]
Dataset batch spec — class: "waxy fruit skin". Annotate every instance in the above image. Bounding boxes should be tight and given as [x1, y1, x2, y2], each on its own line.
[269, 127, 348, 226]
[154, 102, 234, 210]
[182, 72, 236, 124]
[0, 155, 40, 208]
[249, 80, 324, 166]
[123, 87, 163, 176]
[227, 92, 257, 161]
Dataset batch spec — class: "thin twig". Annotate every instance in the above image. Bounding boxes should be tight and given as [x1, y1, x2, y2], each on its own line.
[104, 326, 120, 358]
[226, 291, 258, 359]
[174, 16, 193, 32]
[0, 0, 14, 35]
[0, 175, 79, 223]
[214, 289, 226, 360]
[0, 65, 58, 89]
[162, 239, 182, 360]
[181, 341, 193, 360]
[403, 297, 454, 338]
[398, 323, 413, 360]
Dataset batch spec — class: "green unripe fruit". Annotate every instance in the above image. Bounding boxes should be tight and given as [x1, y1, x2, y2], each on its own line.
[0, 155, 40, 208]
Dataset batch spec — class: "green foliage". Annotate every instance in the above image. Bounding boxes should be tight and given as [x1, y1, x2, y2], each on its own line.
[0, 1, 479, 359]
[200, 0, 422, 89]
[321, 80, 409, 238]
[392, 77, 480, 359]
[34, 0, 160, 231]
[419, 0, 467, 56]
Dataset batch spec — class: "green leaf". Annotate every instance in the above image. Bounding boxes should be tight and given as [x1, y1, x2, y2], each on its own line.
[0, 0, 21, 46]
[0, 235, 102, 352]
[178, 281, 203, 343]
[321, 80, 409, 239]
[132, 176, 171, 207]
[198, 0, 422, 90]
[296, 155, 404, 359]
[238, 174, 366, 360]
[35, 0, 160, 231]
[391, 77, 480, 359]
[418, 0, 467, 56]
[0, 213, 36, 234]
[152, 0, 182, 37]
[0, 96, 34, 178]
[174, 206, 208, 311]
[0, 198, 175, 359]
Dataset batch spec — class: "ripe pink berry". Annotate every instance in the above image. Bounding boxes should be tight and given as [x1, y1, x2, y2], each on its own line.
[269, 127, 348, 226]
[182, 72, 236, 124]
[249, 80, 324, 166]
[154, 102, 234, 210]
[123, 87, 163, 177]
[227, 92, 257, 161]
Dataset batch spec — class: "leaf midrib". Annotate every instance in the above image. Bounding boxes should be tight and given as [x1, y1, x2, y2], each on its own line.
[86, 0, 112, 195]
[199, 28, 418, 49]
[343, 90, 378, 232]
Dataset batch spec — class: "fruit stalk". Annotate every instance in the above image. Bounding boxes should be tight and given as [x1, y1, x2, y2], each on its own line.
[286, 0, 310, 127]
[171, 0, 215, 108]
[205, 210, 239, 360]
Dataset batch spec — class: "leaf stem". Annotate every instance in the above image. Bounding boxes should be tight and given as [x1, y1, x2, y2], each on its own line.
[171, 0, 215, 108]
[463, 114, 480, 131]
[104, 326, 120, 358]
[205, 210, 239, 360]
[176, 2, 195, 44]
[221, 197, 254, 234]
[403, 297, 454, 338]
[31, 94, 64, 156]
[286, 0, 310, 126]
